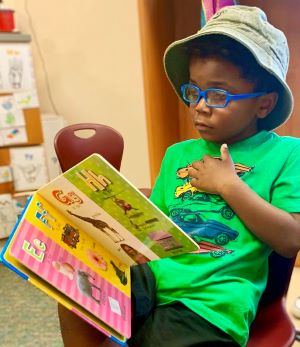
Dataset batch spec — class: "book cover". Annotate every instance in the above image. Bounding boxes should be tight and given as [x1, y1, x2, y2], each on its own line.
[0, 153, 199, 344]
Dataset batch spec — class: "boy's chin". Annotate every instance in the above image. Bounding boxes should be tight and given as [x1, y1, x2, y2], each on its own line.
[198, 132, 224, 144]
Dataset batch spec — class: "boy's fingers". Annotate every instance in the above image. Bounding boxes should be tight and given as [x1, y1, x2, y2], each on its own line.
[188, 166, 198, 177]
[220, 143, 230, 161]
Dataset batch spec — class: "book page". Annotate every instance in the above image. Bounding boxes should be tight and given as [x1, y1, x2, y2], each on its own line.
[37, 154, 199, 264]
[7, 194, 131, 338]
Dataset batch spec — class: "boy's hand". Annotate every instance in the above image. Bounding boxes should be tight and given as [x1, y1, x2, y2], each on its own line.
[188, 144, 238, 195]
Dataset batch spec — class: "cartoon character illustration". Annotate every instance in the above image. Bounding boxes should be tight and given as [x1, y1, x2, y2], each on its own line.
[110, 260, 128, 286]
[67, 210, 124, 243]
[52, 261, 75, 280]
[76, 270, 101, 304]
[120, 244, 150, 264]
[61, 223, 80, 248]
[86, 249, 108, 271]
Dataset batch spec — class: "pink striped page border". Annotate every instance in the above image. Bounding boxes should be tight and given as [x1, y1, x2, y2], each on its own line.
[10, 219, 131, 338]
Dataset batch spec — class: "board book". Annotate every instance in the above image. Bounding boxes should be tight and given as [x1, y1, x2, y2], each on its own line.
[0, 153, 199, 345]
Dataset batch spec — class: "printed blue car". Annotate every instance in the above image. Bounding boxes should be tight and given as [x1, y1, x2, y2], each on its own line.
[172, 215, 239, 246]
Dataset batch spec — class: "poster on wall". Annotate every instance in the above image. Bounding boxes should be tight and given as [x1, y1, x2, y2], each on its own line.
[0, 165, 13, 184]
[14, 89, 40, 109]
[10, 146, 49, 192]
[0, 43, 36, 91]
[0, 94, 28, 145]
[0, 194, 17, 239]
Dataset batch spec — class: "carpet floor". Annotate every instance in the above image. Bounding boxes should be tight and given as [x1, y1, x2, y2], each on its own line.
[0, 263, 63, 347]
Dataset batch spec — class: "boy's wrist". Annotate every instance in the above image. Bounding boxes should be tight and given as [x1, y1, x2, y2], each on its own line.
[218, 176, 244, 199]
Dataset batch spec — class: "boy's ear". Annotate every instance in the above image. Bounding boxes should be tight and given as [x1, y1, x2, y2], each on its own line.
[256, 92, 279, 119]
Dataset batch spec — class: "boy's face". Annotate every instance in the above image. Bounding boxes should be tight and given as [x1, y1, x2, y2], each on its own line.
[188, 56, 263, 144]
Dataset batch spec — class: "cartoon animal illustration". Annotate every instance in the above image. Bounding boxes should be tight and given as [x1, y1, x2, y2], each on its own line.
[113, 197, 138, 215]
[76, 270, 101, 304]
[67, 210, 124, 243]
[110, 260, 128, 285]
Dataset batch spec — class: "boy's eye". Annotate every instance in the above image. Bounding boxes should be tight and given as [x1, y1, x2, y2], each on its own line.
[207, 90, 227, 105]
[186, 87, 199, 102]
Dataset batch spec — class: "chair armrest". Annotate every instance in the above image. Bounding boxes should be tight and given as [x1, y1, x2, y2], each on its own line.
[139, 188, 152, 198]
[247, 298, 296, 347]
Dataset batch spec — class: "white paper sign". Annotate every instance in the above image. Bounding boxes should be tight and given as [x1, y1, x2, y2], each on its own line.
[0, 43, 36, 91]
[0, 165, 12, 183]
[14, 89, 40, 109]
[10, 146, 49, 191]
[0, 194, 17, 238]
[1, 126, 28, 145]
[0, 95, 25, 128]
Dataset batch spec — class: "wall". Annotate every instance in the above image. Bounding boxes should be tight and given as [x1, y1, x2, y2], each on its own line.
[4, 0, 151, 188]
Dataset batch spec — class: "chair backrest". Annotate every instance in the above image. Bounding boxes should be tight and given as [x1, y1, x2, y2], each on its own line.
[258, 251, 295, 307]
[54, 123, 124, 172]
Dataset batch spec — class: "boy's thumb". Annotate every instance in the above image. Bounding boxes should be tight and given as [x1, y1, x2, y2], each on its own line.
[220, 143, 230, 161]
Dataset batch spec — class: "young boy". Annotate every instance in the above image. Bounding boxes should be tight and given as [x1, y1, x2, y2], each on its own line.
[58, 5, 300, 347]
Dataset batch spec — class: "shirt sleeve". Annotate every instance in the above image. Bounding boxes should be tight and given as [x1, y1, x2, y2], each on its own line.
[271, 144, 300, 212]
[149, 150, 169, 215]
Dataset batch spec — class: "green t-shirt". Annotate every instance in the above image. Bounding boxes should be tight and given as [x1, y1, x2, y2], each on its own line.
[148, 131, 300, 346]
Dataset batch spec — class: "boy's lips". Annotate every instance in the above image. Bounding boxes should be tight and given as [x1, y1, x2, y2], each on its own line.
[194, 121, 213, 131]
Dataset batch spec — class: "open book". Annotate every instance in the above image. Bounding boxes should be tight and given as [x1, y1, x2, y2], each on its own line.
[0, 153, 199, 345]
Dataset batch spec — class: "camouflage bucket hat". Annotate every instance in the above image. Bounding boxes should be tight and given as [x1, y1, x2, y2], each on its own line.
[164, 5, 294, 131]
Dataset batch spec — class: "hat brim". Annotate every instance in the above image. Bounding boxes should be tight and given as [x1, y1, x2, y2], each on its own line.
[164, 31, 293, 131]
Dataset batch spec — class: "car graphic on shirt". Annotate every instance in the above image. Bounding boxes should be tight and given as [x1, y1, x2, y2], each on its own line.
[172, 213, 239, 246]
[192, 240, 234, 258]
[175, 161, 253, 201]
[170, 201, 235, 221]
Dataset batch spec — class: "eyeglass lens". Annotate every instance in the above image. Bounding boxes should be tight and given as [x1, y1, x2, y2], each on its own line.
[184, 86, 227, 106]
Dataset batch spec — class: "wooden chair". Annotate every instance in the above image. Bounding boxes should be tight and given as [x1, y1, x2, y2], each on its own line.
[54, 123, 297, 347]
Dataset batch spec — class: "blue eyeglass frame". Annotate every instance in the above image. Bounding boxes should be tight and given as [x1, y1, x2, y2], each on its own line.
[181, 83, 267, 108]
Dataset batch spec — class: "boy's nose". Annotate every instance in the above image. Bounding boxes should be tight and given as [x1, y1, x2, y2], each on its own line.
[195, 97, 211, 113]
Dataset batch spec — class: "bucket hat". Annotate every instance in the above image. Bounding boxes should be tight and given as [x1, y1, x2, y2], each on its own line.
[164, 5, 293, 131]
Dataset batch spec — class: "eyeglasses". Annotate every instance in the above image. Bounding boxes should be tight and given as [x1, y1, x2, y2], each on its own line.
[181, 83, 267, 108]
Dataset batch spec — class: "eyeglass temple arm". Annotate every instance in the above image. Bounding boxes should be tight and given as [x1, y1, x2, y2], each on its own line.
[229, 92, 266, 101]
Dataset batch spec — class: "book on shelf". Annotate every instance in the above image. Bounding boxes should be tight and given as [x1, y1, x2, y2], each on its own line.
[0, 153, 199, 345]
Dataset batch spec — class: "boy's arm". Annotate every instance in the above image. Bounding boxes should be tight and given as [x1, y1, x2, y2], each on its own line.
[188, 144, 300, 258]
[218, 175, 300, 258]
